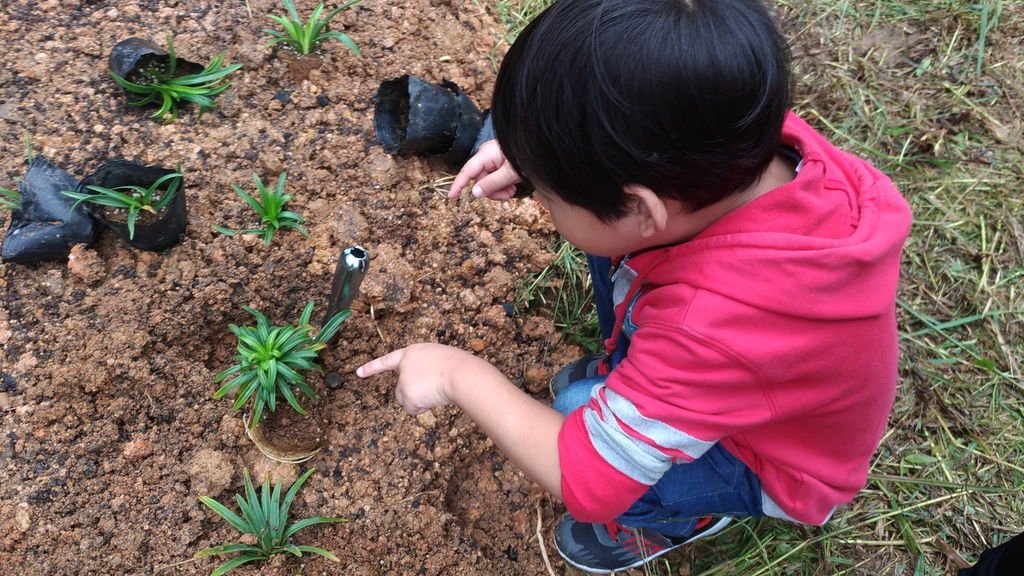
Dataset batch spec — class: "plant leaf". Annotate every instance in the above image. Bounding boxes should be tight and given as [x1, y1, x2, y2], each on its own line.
[194, 543, 263, 558]
[283, 516, 347, 542]
[209, 554, 265, 576]
[198, 496, 251, 534]
[295, 545, 342, 561]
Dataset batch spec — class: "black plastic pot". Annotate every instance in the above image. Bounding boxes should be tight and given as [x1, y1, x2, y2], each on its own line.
[374, 75, 485, 167]
[109, 37, 202, 83]
[1, 157, 98, 263]
[78, 160, 187, 251]
[439, 81, 485, 167]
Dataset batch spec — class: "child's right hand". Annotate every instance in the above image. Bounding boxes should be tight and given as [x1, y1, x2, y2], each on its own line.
[448, 140, 522, 201]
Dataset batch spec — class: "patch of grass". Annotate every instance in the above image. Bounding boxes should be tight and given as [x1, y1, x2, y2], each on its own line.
[516, 239, 602, 354]
[490, 0, 552, 41]
[264, 0, 361, 56]
[498, 0, 1024, 574]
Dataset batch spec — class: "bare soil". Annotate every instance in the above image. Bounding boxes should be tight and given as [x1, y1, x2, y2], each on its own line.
[0, 1, 577, 574]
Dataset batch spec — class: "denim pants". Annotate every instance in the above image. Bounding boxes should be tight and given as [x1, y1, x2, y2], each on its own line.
[553, 255, 766, 538]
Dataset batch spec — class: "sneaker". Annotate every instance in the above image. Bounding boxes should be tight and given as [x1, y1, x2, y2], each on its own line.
[554, 514, 732, 574]
[549, 353, 605, 398]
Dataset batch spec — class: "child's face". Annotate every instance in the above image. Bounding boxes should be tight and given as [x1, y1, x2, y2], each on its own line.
[531, 187, 644, 258]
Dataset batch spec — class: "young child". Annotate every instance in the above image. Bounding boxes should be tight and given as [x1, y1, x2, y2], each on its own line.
[356, 0, 912, 572]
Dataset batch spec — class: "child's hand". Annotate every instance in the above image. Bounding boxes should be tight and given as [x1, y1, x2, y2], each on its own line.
[449, 140, 522, 200]
[356, 343, 475, 415]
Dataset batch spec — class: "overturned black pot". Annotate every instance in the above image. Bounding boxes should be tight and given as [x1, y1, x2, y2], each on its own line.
[109, 37, 202, 83]
[373, 75, 484, 168]
[78, 160, 187, 251]
[1, 157, 98, 263]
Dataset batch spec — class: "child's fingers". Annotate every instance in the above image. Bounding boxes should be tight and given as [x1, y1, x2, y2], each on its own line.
[449, 150, 493, 198]
[449, 140, 507, 198]
[471, 164, 521, 199]
[355, 348, 407, 378]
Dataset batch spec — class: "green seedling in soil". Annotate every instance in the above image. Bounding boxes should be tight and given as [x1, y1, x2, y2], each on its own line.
[214, 302, 348, 429]
[196, 468, 346, 575]
[213, 172, 307, 246]
[62, 170, 183, 240]
[264, 0, 362, 55]
[110, 37, 242, 123]
[0, 187, 19, 211]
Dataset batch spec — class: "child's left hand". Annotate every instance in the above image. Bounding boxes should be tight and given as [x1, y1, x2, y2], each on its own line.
[356, 343, 476, 415]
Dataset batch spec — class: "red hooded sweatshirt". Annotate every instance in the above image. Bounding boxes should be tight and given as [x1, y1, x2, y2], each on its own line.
[558, 113, 912, 525]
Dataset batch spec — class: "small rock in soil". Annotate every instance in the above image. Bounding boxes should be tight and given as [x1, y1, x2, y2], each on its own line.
[0, 392, 11, 411]
[0, 371, 15, 392]
[122, 439, 152, 461]
[316, 94, 330, 107]
[188, 449, 235, 496]
[250, 457, 298, 487]
[14, 503, 30, 533]
[415, 411, 436, 427]
[326, 372, 343, 389]
[524, 366, 548, 389]
[274, 90, 292, 104]
[67, 244, 105, 284]
[469, 338, 486, 353]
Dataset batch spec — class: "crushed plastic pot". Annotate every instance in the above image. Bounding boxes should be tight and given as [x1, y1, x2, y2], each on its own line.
[1, 157, 98, 263]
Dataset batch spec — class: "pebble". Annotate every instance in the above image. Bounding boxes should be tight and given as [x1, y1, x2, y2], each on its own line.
[15, 504, 30, 532]
[122, 439, 152, 461]
[0, 392, 10, 411]
[326, 372, 343, 389]
[469, 338, 486, 353]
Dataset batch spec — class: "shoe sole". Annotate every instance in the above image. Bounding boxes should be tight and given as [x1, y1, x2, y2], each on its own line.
[556, 517, 733, 575]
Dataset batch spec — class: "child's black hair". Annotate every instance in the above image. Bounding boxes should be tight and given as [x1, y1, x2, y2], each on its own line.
[492, 0, 792, 221]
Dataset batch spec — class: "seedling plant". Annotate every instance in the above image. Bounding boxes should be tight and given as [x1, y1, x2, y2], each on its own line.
[214, 302, 348, 429]
[110, 37, 242, 123]
[0, 187, 18, 211]
[62, 170, 183, 240]
[265, 0, 362, 55]
[196, 468, 345, 575]
[213, 172, 307, 246]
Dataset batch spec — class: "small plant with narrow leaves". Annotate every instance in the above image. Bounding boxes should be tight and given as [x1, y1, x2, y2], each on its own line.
[0, 187, 19, 211]
[265, 0, 361, 55]
[62, 170, 183, 240]
[215, 302, 347, 429]
[111, 37, 242, 123]
[196, 468, 346, 575]
[213, 172, 307, 246]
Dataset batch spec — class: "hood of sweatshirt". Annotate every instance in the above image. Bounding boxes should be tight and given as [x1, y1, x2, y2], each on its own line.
[626, 113, 912, 322]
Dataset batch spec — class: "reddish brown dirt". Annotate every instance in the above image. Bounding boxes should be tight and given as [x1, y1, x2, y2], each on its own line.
[0, 1, 579, 574]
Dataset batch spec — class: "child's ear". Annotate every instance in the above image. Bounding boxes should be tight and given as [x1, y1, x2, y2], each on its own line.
[623, 184, 668, 238]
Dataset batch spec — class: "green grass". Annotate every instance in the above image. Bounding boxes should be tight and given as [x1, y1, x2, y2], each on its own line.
[515, 239, 602, 354]
[500, 0, 1024, 574]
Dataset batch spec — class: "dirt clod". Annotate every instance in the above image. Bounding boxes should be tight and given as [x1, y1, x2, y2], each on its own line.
[188, 449, 235, 497]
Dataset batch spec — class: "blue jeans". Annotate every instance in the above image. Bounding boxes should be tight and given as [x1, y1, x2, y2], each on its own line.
[553, 256, 765, 538]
